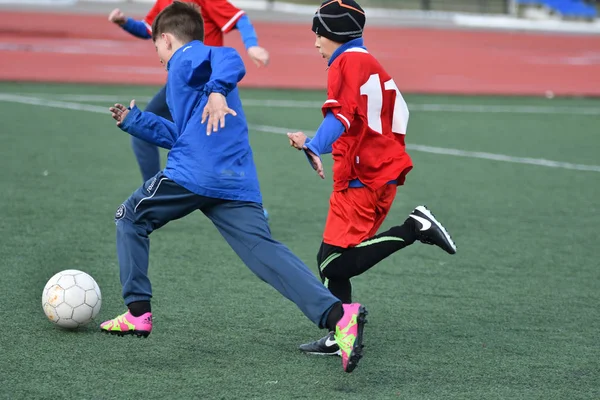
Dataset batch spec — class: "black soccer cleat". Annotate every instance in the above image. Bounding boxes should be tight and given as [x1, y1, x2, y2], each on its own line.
[409, 205, 457, 255]
[299, 331, 341, 356]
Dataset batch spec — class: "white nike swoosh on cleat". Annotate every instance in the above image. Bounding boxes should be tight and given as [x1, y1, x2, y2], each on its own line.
[415, 206, 457, 253]
[409, 214, 432, 231]
[325, 338, 338, 347]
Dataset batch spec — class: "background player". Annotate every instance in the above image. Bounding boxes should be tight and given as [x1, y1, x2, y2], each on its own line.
[101, 1, 366, 374]
[287, 0, 457, 356]
[108, 0, 269, 182]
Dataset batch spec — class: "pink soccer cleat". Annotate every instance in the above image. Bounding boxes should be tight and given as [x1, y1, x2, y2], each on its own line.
[334, 303, 368, 373]
[100, 310, 152, 338]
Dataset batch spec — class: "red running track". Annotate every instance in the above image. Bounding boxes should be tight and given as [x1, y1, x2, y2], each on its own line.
[1, 10, 599, 96]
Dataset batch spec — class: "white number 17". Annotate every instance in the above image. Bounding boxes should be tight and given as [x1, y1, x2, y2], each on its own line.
[359, 73, 409, 135]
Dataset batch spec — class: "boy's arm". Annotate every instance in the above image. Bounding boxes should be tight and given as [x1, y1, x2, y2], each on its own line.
[235, 15, 269, 67]
[121, 18, 152, 39]
[108, 8, 152, 39]
[114, 103, 178, 149]
[203, 0, 269, 67]
[321, 60, 360, 131]
[235, 15, 258, 50]
[179, 47, 245, 134]
[305, 111, 345, 156]
[202, 0, 245, 35]
[184, 47, 246, 96]
[206, 47, 247, 95]
[286, 112, 344, 177]
[288, 112, 345, 157]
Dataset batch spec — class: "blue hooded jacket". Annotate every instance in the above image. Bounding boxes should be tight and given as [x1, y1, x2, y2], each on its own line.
[120, 41, 262, 204]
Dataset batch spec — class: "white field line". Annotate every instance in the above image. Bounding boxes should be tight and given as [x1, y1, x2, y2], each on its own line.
[0, 93, 110, 113]
[10, 92, 600, 116]
[1, 93, 599, 173]
[249, 124, 600, 172]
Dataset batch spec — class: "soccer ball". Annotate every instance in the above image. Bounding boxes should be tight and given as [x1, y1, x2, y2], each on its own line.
[42, 269, 102, 329]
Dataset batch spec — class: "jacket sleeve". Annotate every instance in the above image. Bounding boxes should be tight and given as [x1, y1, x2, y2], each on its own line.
[183, 47, 246, 96]
[120, 106, 178, 150]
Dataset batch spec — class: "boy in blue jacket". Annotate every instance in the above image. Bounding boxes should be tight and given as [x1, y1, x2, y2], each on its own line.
[108, 0, 269, 183]
[101, 1, 367, 373]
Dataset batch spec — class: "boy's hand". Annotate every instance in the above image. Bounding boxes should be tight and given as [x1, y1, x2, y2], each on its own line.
[202, 93, 237, 135]
[287, 131, 324, 178]
[108, 8, 127, 26]
[304, 148, 325, 179]
[287, 132, 307, 150]
[247, 46, 270, 68]
[109, 100, 135, 126]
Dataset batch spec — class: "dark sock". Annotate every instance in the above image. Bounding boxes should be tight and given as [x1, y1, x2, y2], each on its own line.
[323, 219, 418, 281]
[326, 279, 352, 303]
[325, 302, 344, 332]
[128, 301, 151, 317]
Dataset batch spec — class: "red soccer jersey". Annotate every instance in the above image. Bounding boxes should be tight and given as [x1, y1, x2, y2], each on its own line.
[143, 0, 245, 47]
[322, 48, 413, 192]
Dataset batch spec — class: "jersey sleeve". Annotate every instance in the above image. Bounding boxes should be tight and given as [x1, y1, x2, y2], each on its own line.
[202, 0, 245, 34]
[121, 18, 152, 39]
[322, 57, 362, 131]
[143, 0, 163, 35]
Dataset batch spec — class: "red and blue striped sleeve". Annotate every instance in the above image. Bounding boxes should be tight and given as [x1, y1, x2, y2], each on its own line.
[304, 111, 345, 156]
[121, 18, 151, 39]
[234, 14, 258, 50]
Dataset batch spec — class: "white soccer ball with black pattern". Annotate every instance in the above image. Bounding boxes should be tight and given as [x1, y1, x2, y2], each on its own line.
[42, 270, 102, 329]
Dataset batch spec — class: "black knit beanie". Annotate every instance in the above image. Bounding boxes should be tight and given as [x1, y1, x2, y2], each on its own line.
[312, 0, 366, 44]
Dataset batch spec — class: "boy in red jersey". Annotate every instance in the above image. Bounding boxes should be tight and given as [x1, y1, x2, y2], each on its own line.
[108, 0, 269, 182]
[288, 0, 457, 356]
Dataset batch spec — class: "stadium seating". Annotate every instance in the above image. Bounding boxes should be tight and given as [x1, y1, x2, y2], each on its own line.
[516, 0, 598, 19]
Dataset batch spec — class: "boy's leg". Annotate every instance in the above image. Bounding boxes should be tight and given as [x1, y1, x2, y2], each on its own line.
[131, 85, 173, 182]
[203, 200, 368, 373]
[316, 242, 351, 303]
[319, 186, 457, 287]
[131, 137, 160, 182]
[300, 186, 457, 355]
[316, 185, 407, 303]
[203, 201, 338, 326]
[101, 172, 203, 337]
[296, 242, 347, 357]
